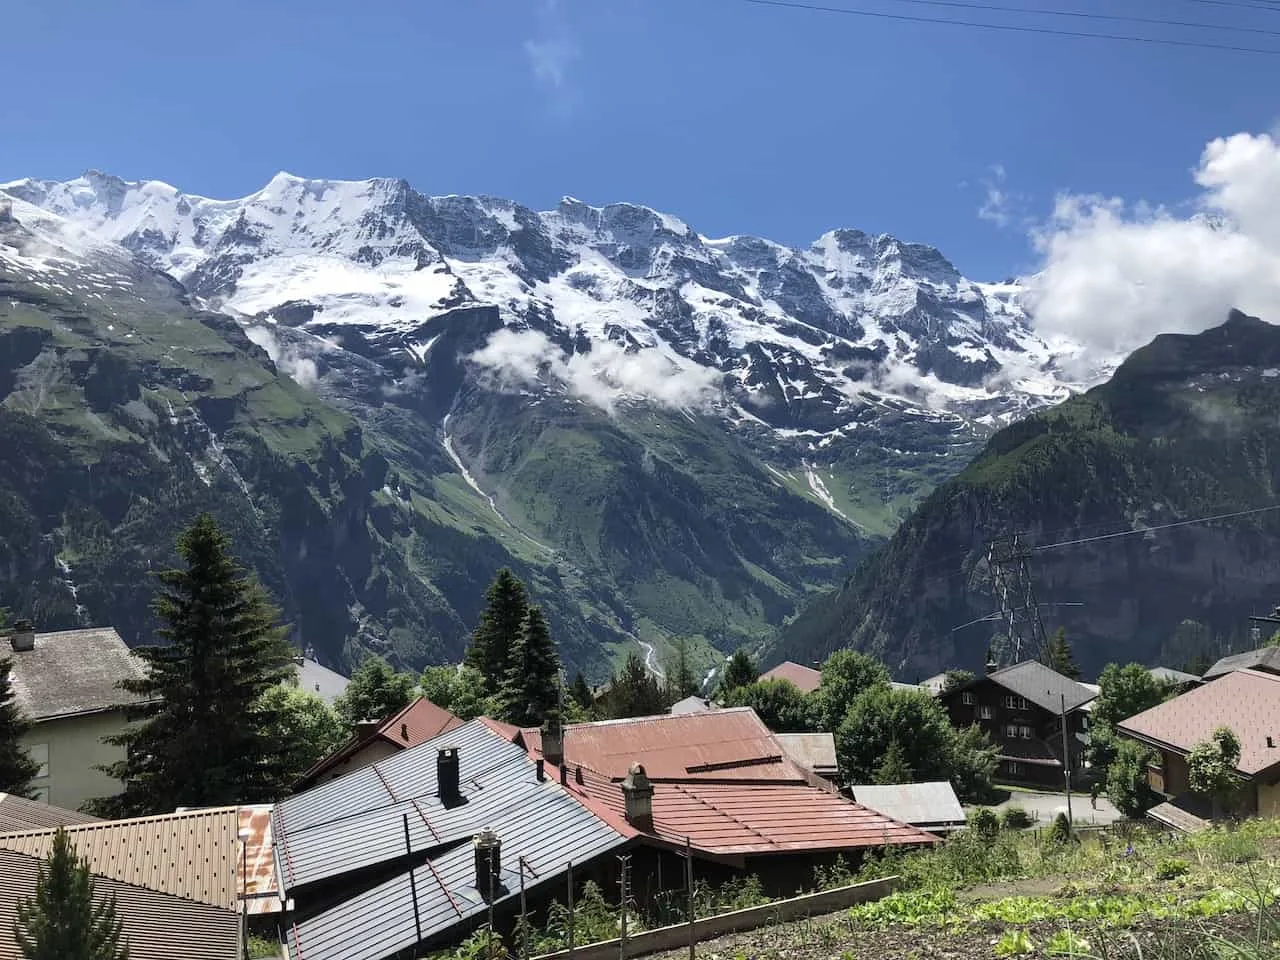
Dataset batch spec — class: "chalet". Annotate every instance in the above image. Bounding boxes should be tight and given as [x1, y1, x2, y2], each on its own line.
[1117, 668, 1280, 829]
[761, 661, 822, 693]
[4, 622, 150, 811]
[938, 661, 1096, 787]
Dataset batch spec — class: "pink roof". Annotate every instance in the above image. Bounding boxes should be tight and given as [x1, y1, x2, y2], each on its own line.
[761, 661, 822, 694]
[566, 766, 937, 856]
[1118, 669, 1280, 778]
[525, 708, 804, 782]
[298, 697, 464, 785]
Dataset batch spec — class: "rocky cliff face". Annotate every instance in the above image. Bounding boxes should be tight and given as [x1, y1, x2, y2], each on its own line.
[0, 171, 1114, 678]
[773, 312, 1280, 680]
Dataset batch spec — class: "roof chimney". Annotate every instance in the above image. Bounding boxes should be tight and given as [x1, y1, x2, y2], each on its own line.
[437, 746, 461, 806]
[1269, 736, 1276, 749]
[622, 762, 655, 830]
[542, 713, 564, 766]
[985, 654, 998, 675]
[400, 722, 409, 742]
[354, 719, 380, 740]
[9, 619, 35, 653]
[474, 828, 502, 899]
[560, 764, 568, 786]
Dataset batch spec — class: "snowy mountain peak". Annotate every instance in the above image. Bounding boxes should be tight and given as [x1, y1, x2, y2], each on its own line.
[1, 171, 1114, 448]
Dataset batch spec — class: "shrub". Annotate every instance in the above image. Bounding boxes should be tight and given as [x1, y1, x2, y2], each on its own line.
[1048, 812, 1073, 844]
[1044, 929, 1092, 956]
[1001, 806, 1034, 830]
[970, 808, 1001, 840]
[995, 929, 1036, 956]
[1155, 857, 1189, 880]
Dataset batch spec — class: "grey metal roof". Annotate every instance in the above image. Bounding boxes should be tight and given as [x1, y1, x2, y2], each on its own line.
[849, 781, 965, 827]
[0, 792, 100, 833]
[1203, 646, 1280, 680]
[279, 721, 628, 960]
[1149, 666, 1202, 686]
[773, 733, 838, 774]
[669, 696, 713, 715]
[984, 661, 1097, 714]
[7, 628, 149, 720]
[294, 658, 350, 704]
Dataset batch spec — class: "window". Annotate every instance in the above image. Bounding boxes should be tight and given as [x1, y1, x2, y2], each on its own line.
[1019, 725, 1033, 739]
[1080, 714, 1090, 730]
[1002, 694, 1029, 710]
[962, 692, 976, 705]
[28, 743, 48, 780]
[979, 705, 995, 719]
[1005, 724, 1019, 738]
[1006, 761, 1023, 776]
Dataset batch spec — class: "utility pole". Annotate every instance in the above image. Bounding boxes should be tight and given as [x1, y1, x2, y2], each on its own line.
[685, 837, 695, 960]
[1059, 692, 1073, 830]
[617, 854, 631, 960]
[567, 861, 575, 956]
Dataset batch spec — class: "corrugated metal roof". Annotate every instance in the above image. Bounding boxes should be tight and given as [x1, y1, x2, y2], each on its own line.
[0, 849, 241, 960]
[294, 658, 350, 704]
[849, 782, 965, 827]
[773, 733, 838, 775]
[239, 804, 284, 915]
[280, 723, 628, 960]
[0, 806, 239, 909]
[985, 661, 1097, 714]
[527, 709, 803, 782]
[0, 792, 100, 833]
[7, 627, 150, 720]
[297, 696, 465, 787]
[669, 696, 714, 715]
[1119, 669, 1280, 778]
[760, 661, 822, 693]
[569, 767, 937, 856]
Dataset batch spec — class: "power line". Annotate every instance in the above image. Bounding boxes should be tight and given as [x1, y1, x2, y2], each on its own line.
[876, 0, 1280, 38]
[728, 0, 1280, 55]
[1175, 0, 1280, 13]
[1033, 502, 1280, 552]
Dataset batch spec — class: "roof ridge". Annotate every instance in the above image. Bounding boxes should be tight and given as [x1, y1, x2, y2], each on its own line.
[565, 706, 757, 730]
[0, 804, 239, 838]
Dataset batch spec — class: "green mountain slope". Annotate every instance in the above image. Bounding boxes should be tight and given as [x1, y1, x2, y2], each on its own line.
[773, 311, 1280, 679]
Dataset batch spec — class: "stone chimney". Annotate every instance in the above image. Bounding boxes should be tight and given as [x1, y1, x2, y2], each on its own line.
[474, 828, 502, 898]
[542, 712, 564, 767]
[437, 746, 461, 805]
[354, 719, 380, 740]
[9, 619, 35, 653]
[621, 762, 654, 830]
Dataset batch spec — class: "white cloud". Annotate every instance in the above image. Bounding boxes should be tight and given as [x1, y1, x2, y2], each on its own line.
[524, 0, 581, 117]
[245, 325, 320, 388]
[1025, 132, 1280, 357]
[469, 328, 721, 414]
[978, 164, 1013, 228]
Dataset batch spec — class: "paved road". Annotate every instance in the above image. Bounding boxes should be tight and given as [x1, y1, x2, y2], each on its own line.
[987, 789, 1123, 827]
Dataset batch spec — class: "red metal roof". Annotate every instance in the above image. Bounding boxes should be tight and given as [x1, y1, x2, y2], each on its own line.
[761, 661, 822, 694]
[565, 765, 937, 856]
[1119, 669, 1280, 778]
[525, 708, 803, 782]
[237, 805, 282, 915]
[298, 697, 464, 785]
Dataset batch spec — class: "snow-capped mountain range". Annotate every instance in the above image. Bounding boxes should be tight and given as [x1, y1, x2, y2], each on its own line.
[2, 170, 1113, 443]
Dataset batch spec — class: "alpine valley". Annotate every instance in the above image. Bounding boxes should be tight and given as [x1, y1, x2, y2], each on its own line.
[0, 171, 1108, 679]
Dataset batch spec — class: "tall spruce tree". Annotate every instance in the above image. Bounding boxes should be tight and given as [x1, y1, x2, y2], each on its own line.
[721, 650, 759, 694]
[465, 569, 530, 694]
[874, 738, 914, 785]
[665, 637, 700, 703]
[14, 827, 128, 960]
[99, 513, 293, 815]
[1042, 628, 1080, 679]
[499, 606, 561, 728]
[0, 654, 40, 797]
[569, 672, 594, 712]
[601, 653, 666, 719]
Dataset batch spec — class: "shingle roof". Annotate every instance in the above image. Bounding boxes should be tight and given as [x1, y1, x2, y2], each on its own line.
[0, 792, 100, 833]
[297, 696, 464, 786]
[278, 720, 628, 960]
[6, 627, 149, 720]
[294, 657, 350, 704]
[568, 765, 938, 856]
[523, 708, 803, 782]
[1149, 666, 1202, 687]
[761, 661, 822, 693]
[0, 849, 240, 960]
[984, 661, 1097, 714]
[0, 806, 240, 909]
[1203, 646, 1280, 680]
[850, 782, 966, 828]
[669, 695, 714, 715]
[1118, 669, 1280, 778]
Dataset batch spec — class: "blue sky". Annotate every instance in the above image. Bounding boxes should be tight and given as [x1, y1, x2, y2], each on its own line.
[3, 0, 1278, 278]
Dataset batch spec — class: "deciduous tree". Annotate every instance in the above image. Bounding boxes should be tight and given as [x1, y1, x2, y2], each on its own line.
[721, 679, 815, 732]
[259, 684, 347, 785]
[334, 656, 417, 729]
[721, 650, 759, 694]
[1188, 726, 1241, 817]
[874, 738, 913, 784]
[813, 650, 890, 731]
[420, 665, 494, 721]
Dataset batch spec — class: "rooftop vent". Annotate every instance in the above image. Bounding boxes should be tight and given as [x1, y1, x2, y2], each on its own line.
[354, 719, 380, 740]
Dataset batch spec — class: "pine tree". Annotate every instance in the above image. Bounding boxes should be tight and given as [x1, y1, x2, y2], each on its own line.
[499, 606, 561, 728]
[14, 827, 128, 960]
[465, 569, 530, 695]
[569, 672, 594, 711]
[601, 654, 666, 719]
[99, 513, 293, 815]
[665, 637, 700, 703]
[874, 738, 914, 785]
[1042, 628, 1080, 679]
[721, 650, 759, 694]
[0, 654, 40, 797]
